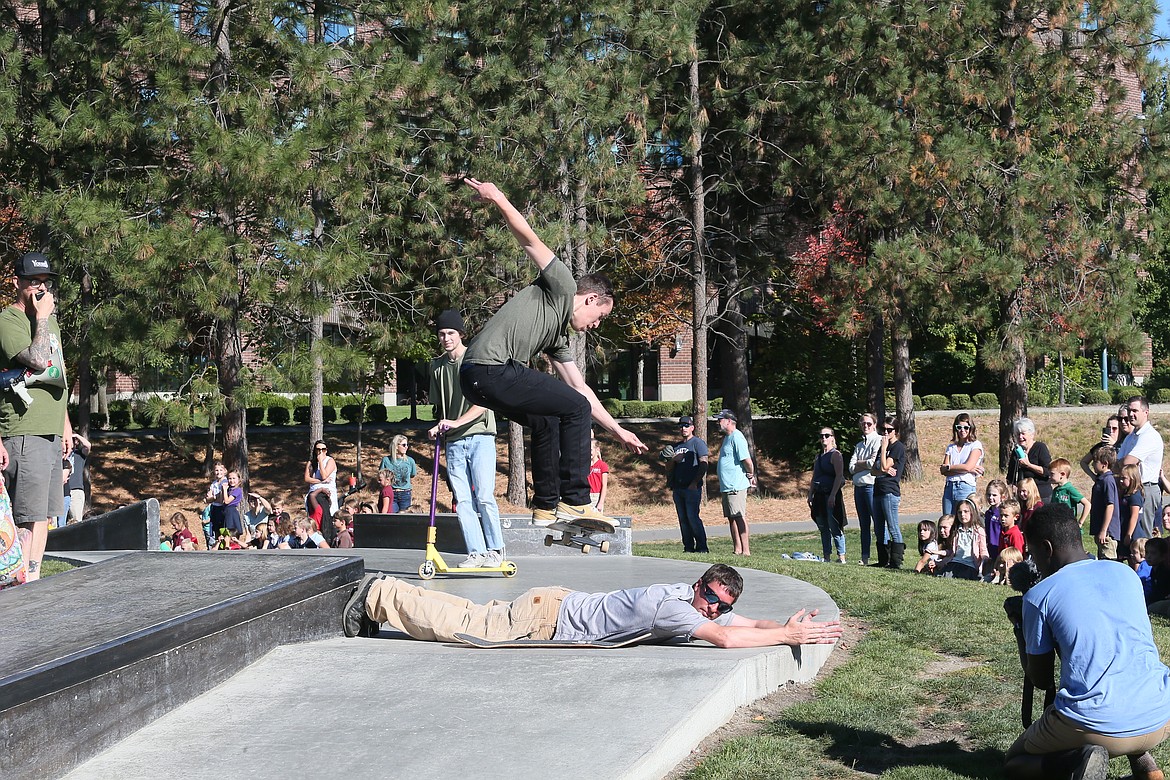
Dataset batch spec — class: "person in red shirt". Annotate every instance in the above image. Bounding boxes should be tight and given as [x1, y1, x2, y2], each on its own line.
[588, 438, 609, 514]
[170, 511, 198, 550]
[999, 500, 1026, 555]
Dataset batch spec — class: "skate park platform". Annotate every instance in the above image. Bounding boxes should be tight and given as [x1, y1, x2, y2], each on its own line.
[11, 549, 840, 780]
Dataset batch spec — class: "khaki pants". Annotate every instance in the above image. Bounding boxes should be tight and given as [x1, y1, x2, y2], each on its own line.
[1008, 706, 1170, 759]
[365, 577, 570, 643]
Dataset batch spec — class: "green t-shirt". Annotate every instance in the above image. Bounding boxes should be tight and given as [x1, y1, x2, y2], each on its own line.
[429, 352, 496, 441]
[0, 306, 67, 437]
[1052, 482, 1086, 517]
[463, 257, 575, 366]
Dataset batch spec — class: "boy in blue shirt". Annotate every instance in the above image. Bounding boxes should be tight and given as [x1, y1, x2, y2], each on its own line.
[1088, 446, 1119, 561]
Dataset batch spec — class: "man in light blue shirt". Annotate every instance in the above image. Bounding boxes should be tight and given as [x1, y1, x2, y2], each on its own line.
[1005, 503, 1170, 780]
[716, 410, 755, 556]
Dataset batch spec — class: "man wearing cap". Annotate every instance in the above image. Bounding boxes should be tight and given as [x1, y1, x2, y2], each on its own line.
[427, 309, 505, 568]
[459, 178, 647, 529]
[667, 415, 709, 553]
[716, 410, 755, 557]
[0, 252, 70, 582]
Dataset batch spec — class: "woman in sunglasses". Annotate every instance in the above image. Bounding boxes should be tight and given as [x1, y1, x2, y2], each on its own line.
[808, 427, 847, 563]
[872, 417, 907, 568]
[940, 413, 984, 515]
[304, 439, 338, 529]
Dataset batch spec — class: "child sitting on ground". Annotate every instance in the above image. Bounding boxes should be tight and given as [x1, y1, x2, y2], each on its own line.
[1049, 458, 1089, 530]
[1146, 538, 1170, 616]
[933, 514, 957, 573]
[987, 546, 1024, 585]
[939, 497, 988, 581]
[999, 500, 1026, 555]
[984, 479, 1009, 564]
[913, 518, 942, 574]
[1131, 537, 1152, 599]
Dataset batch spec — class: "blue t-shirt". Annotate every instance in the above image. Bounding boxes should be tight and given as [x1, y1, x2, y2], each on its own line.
[1024, 558, 1170, 736]
[379, 456, 418, 491]
[671, 437, 709, 490]
[717, 429, 750, 493]
[1090, 471, 1119, 538]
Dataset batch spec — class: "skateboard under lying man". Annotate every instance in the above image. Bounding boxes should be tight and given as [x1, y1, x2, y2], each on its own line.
[343, 563, 843, 649]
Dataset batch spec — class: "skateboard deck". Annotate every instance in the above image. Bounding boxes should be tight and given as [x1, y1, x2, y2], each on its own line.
[544, 519, 613, 554]
[453, 631, 653, 649]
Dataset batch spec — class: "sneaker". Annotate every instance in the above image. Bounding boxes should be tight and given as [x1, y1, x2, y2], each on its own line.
[554, 501, 616, 527]
[343, 573, 382, 638]
[458, 553, 486, 569]
[531, 507, 557, 527]
[481, 550, 503, 567]
[1070, 745, 1110, 780]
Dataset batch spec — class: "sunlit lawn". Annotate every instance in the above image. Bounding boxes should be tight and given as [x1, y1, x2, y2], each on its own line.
[638, 528, 1170, 779]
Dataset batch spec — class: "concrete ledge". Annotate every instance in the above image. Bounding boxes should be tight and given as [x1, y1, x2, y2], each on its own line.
[0, 551, 364, 780]
[354, 512, 632, 555]
[45, 499, 160, 552]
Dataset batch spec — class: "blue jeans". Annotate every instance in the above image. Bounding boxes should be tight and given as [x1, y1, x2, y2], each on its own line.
[874, 491, 903, 543]
[853, 484, 882, 561]
[672, 487, 708, 552]
[447, 434, 503, 554]
[942, 481, 975, 516]
[393, 489, 413, 513]
[811, 492, 846, 560]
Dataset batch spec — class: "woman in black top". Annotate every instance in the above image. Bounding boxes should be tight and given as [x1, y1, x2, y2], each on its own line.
[807, 427, 847, 563]
[1006, 417, 1052, 504]
[873, 416, 908, 568]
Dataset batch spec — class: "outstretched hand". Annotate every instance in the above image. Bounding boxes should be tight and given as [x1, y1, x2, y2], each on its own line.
[464, 177, 505, 204]
[785, 608, 843, 645]
[615, 427, 649, 455]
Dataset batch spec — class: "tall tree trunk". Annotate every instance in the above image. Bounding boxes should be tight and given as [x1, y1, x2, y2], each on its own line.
[999, 292, 1028, 470]
[718, 252, 753, 454]
[689, 53, 710, 442]
[217, 301, 248, 485]
[310, 309, 324, 446]
[635, 350, 645, 401]
[507, 420, 526, 505]
[75, 269, 93, 437]
[892, 329, 921, 480]
[867, 314, 885, 419]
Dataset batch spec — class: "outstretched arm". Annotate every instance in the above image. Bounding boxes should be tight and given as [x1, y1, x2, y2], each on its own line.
[691, 609, 843, 648]
[553, 358, 647, 454]
[465, 178, 555, 270]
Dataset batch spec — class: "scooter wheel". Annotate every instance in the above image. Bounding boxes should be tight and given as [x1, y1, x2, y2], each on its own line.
[418, 560, 436, 580]
[502, 562, 517, 578]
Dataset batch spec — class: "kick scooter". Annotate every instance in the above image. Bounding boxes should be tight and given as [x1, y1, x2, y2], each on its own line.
[418, 432, 516, 579]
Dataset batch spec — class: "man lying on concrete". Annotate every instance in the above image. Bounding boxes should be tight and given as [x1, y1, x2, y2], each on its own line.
[343, 563, 843, 647]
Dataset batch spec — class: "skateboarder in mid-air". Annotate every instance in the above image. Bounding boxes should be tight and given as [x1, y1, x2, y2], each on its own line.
[343, 564, 843, 647]
[458, 178, 648, 529]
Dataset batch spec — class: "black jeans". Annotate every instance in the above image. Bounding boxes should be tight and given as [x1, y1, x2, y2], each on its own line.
[460, 360, 591, 508]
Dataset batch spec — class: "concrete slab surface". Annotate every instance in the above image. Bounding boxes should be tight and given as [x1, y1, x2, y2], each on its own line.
[63, 551, 839, 780]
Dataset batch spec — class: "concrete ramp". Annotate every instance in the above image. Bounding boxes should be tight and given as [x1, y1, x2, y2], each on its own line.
[56, 553, 838, 780]
[0, 551, 364, 780]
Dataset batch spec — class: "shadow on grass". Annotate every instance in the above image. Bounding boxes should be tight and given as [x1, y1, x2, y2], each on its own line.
[783, 719, 1003, 778]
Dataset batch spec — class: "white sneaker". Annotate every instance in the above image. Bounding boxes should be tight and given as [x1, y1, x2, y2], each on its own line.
[457, 553, 486, 568]
[481, 550, 503, 567]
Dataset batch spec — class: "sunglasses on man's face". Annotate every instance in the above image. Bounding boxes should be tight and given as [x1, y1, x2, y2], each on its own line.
[701, 584, 734, 614]
[820, 433, 833, 439]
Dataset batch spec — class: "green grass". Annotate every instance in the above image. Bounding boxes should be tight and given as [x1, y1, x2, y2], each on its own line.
[637, 528, 1170, 779]
[41, 558, 75, 577]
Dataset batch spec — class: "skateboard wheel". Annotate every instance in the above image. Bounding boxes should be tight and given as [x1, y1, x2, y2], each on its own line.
[544, 535, 554, 547]
[599, 540, 610, 554]
[502, 562, 517, 578]
[418, 560, 436, 580]
[581, 544, 592, 554]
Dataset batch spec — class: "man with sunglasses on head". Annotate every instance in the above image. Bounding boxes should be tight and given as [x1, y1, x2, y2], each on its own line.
[343, 564, 843, 648]
[0, 252, 70, 583]
[1117, 396, 1163, 539]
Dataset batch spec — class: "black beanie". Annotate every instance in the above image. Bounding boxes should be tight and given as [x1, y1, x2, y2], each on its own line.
[435, 309, 465, 334]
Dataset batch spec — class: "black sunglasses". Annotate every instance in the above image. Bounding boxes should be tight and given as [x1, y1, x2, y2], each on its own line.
[820, 433, 833, 439]
[882, 427, 895, 433]
[701, 584, 734, 614]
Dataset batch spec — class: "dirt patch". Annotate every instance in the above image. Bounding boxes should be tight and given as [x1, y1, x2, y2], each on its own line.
[663, 618, 862, 779]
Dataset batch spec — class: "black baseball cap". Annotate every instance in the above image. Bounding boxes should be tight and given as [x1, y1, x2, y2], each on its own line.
[14, 252, 57, 278]
[679, 416, 694, 426]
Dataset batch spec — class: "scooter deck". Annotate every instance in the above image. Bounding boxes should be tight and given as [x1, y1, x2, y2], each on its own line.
[453, 631, 654, 649]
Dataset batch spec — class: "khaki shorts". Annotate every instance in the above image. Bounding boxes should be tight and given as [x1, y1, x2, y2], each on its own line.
[1007, 706, 1170, 758]
[1096, 536, 1118, 561]
[721, 490, 747, 520]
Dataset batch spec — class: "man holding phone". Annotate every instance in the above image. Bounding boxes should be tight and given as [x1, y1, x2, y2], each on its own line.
[0, 252, 71, 582]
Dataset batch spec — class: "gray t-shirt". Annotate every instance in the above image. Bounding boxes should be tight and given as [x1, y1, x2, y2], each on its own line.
[552, 582, 733, 642]
[463, 257, 575, 366]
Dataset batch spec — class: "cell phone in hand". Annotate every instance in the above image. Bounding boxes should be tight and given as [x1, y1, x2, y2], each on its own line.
[35, 292, 44, 301]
